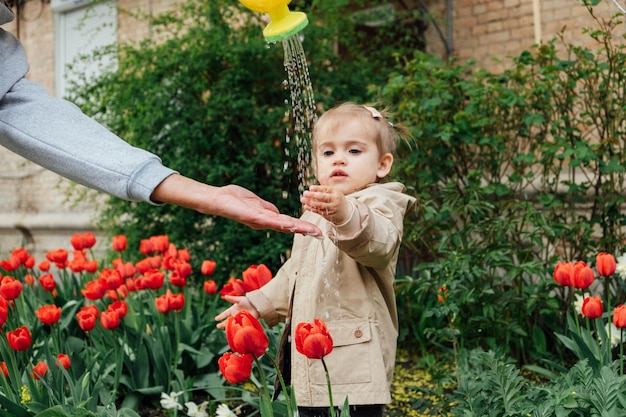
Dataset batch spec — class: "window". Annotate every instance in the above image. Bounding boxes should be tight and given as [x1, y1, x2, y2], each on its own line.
[51, 0, 117, 98]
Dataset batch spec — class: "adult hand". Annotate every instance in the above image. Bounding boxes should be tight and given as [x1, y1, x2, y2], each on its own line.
[151, 174, 322, 237]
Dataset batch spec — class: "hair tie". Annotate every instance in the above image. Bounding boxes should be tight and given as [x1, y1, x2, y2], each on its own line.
[364, 106, 382, 120]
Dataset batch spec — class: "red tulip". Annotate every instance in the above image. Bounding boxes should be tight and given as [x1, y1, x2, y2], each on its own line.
[201, 260, 217, 276]
[81, 279, 105, 300]
[582, 296, 603, 319]
[204, 279, 217, 295]
[553, 261, 573, 287]
[11, 248, 30, 265]
[0, 276, 22, 300]
[572, 261, 594, 289]
[242, 264, 272, 291]
[109, 301, 128, 319]
[613, 305, 626, 328]
[226, 310, 269, 357]
[0, 307, 7, 327]
[76, 306, 98, 332]
[70, 232, 96, 250]
[142, 269, 165, 290]
[45, 248, 68, 267]
[596, 252, 617, 277]
[218, 352, 253, 384]
[31, 361, 48, 380]
[155, 293, 169, 313]
[168, 291, 185, 312]
[1, 362, 7, 377]
[35, 305, 62, 325]
[112, 235, 128, 252]
[38, 260, 50, 272]
[100, 309, 120, 330]
[150, 235, 170, 253]
[220, 277, 247, 298]
[99, 268, 124, 291]
[38, 274, 56, 292]
[56, 353, 71, 370]
[0, 256, 20, 272]
[295, 319, 334, 359]
[7, 326, 31, 351]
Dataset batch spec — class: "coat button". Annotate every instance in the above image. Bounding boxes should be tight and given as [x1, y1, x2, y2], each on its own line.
[354, 329, 363, 338]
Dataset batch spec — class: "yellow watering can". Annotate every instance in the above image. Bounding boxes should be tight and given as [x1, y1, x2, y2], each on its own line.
[239, 0, 308, 42]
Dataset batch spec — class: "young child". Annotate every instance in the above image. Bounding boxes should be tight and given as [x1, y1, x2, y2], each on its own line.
[216, 102, 416, 417]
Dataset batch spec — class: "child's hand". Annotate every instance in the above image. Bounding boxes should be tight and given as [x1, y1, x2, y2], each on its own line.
[214, 295, 259, 329]
[302, 185, 353, 225]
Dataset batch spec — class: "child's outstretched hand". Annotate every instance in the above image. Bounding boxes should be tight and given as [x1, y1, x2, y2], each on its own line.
[215, 295, 259, 329]
[301, 185, 352, 225]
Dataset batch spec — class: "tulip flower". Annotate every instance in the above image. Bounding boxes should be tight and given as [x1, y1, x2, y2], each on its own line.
[220, 277, 247, 298]
[35, 305, 62, 325]
[70, 232, 96, 250]
[204, 279, 217, 295]
[109, 301, 128, 319]
[31, 361, 48, 380]
[0, 276, 23, 300]
[155, 293, 170, 313]
[218, 352, 253, 384]
[56, 354, 71, 370]
[81, 279, 105, 300]
[226, 310, 269, 357]
[0, 362, 7, 377]
[112, 235, 128, 252]
[596, 252, 617, 277]
[582, 296, 603, 319]
[0, 307, 7, 327]
[76, 307, 98, 332]
[553, 261, 574, 287]
[613, 305, 626, 328]
[572, 261, 594, 289]
[201, 260, 216, 276]
[242, 264, 272, 291]
[38, 260, 50, 272]
[100, 309, 121, 330]
[38, 274, 56, 292]
[7, 326, 32, 351]
[295, 319, 334, 359]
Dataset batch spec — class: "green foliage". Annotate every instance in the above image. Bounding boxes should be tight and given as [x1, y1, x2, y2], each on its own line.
[69, 0, 410, 277]
[384, 1, 626, 364]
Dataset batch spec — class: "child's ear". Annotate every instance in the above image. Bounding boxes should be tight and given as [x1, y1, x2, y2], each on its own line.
[377, 153, 394, 179]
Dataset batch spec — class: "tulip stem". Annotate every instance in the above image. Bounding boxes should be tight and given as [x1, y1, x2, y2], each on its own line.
[266, 354, 294, 417]
[322, 358, 335, 417]
[253, 355, 274, 417]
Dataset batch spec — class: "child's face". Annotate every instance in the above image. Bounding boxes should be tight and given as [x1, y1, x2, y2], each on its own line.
[314, 118, 393, 195]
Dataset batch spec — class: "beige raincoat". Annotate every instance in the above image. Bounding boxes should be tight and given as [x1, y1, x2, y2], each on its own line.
[247, 182, 416, 407]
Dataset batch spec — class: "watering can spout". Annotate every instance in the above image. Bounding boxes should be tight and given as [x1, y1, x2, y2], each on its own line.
[239, 0, 308, 42]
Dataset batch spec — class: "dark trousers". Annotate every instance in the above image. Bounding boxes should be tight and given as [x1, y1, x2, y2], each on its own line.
[297, 404, 384, 417]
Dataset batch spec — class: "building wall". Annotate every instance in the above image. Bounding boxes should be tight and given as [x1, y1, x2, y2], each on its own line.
[0, 0, 177, 262]
[0, 0, 623, 262]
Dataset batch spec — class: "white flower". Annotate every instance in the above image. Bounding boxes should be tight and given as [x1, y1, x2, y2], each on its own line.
[573, 293, 584, 316]
[603, 322, 622, 348]
[160, 391, 184, 411]
[185, 401, 209, 417]
[216, 403, 237, 417]
[615, 253, 626, 279]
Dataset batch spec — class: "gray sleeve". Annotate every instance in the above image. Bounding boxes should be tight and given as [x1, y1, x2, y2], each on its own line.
[0, 77, 177, 203]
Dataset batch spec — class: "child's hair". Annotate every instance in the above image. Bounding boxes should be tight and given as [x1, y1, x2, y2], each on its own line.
[312, 102, 410, 157]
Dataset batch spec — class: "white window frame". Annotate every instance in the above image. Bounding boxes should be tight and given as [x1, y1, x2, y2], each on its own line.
[51, 0, 117, 98]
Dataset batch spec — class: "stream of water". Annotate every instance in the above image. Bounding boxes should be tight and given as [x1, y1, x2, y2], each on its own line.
[281, 35, 342, 318]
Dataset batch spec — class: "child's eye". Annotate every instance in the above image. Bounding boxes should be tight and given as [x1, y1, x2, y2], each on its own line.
[349, 149, 362, 154]
[323, 150, 334, 157]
